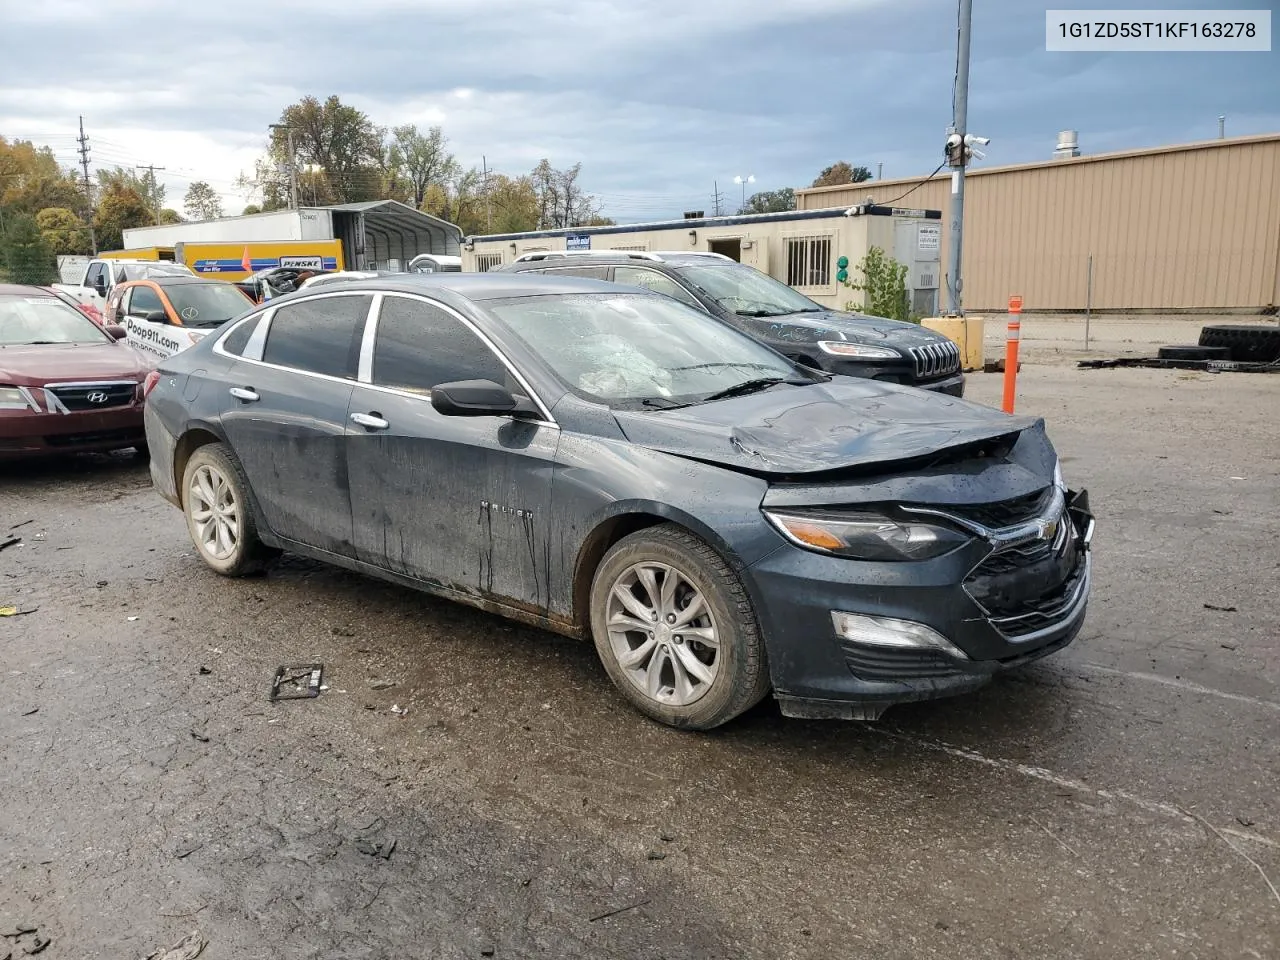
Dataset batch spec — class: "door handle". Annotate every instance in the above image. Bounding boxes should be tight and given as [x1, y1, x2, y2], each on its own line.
[350, 412, 389, 430]
[229, 387, 260, 402]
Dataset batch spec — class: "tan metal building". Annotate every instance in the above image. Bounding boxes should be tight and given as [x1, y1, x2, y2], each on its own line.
[795, 133, 1280, 313]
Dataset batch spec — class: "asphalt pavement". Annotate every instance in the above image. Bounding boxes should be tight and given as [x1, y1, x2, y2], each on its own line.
[2, 362, 1278, 959]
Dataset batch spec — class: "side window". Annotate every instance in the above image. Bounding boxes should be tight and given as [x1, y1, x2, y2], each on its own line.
[108, 288, 128, 319]
[543, 265, 610, 280]
[127, 285, 165, 319]
[221, 314, 264, 357]
[85, 262, 105, 288]
[613, 267, 703, 309]
[372, 296, 509, 394]
[262, 294, 373, 379]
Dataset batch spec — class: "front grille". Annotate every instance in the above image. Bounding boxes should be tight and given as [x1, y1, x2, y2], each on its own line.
[45, 383, 137, 411]
[838, 642, 964, 680]
[908, 340, 961, 381]
[942, 487, 1053, 530]
[989, 564, 1088, 638]
[44, 428, 144, 448]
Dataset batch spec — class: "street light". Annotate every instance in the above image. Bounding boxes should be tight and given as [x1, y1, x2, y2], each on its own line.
[733, 174, 755, 212]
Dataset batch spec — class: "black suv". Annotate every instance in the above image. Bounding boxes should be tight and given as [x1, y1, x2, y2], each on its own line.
[496, 252, 964, 395]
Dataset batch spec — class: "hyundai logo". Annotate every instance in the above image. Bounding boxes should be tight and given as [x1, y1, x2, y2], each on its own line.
[85, 391, 109, 404]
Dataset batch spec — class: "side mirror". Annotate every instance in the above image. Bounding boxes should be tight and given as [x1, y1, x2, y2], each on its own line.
[93, 278, 108, 296]
[105, 324, 127, 341]
[430, 379, 537, 418]
[143, 309, 169, 323]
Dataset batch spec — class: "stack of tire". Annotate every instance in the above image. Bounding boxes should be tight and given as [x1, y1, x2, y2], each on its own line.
[1157, 324, 1280, 364]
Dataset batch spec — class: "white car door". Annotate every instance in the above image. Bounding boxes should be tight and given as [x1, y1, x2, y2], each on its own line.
[121, 285, 195, 359]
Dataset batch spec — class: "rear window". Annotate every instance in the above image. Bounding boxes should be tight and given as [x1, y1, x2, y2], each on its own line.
[221, 314, 263, 356]
[261, 295, 372, 378]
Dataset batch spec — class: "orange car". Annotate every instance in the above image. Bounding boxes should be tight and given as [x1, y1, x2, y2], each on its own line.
[105, 278, 254, 360]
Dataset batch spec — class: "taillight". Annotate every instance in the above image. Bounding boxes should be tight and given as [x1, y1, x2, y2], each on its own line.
[142, 370, 162, 400]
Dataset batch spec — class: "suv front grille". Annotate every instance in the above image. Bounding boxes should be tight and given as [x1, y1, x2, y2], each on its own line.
[45, 382, 137, 411]
[908, 341, 961, 381]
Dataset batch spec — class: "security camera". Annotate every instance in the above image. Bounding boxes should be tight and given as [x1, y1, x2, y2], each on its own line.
[964, 134, 991, 146]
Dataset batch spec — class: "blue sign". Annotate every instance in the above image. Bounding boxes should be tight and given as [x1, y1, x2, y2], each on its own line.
[566, 234, 591, 250]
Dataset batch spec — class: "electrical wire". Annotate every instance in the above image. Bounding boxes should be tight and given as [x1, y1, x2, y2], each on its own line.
[869, 160, 948, 207]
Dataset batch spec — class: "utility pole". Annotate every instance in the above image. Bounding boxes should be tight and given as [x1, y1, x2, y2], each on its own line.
[946, 0, 973, 316]
[877, 161, 884, 180]
[712, 181, 724, 217]
[269, 124, 300, 209]
[77, 116, 98, 254]
[1218, 115, 1226, 139]
[481, 155, 492, 231]
[135, 164, 167, 224]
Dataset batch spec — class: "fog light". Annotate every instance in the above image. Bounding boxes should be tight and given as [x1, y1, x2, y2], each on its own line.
[831, 611, 968, 659]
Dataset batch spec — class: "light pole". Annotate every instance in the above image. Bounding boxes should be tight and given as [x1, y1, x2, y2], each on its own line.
[733, 175, 755, 212]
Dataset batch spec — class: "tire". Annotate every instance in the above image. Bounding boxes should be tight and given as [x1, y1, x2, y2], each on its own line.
[1156, 345, 1230, 361]
[589, 523, 770, 730]
[181, 443, 272, 577]
[1198, 324, 1280, 363]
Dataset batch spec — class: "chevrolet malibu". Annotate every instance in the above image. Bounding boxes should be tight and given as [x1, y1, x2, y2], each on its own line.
[144, 274, 1093, 729]
[1, 284, 151, 459]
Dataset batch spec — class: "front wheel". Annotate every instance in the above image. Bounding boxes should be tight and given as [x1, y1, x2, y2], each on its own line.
[181, 443, 271, 577]
[589, 524, 770, 729]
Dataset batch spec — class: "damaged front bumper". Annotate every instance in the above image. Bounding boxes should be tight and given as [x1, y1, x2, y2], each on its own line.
[750, 490, 1095, 721]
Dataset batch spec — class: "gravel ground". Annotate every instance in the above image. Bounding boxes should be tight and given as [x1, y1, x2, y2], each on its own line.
[2, 361, 1278, 959]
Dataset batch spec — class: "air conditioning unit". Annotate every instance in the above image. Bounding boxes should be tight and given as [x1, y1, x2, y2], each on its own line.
[918, 272, 938, 289]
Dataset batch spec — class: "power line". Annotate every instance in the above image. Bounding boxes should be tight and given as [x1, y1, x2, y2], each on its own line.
[135, 163, 167, 224]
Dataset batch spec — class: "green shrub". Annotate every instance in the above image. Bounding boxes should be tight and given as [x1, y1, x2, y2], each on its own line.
[842, 246, 912, 322]
[0, 213, 57, 285]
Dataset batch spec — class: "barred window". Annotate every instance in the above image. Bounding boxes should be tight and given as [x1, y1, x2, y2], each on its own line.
[784, 235, 832, 287]
[609, 245, 648, 252]
[474, 253, 504, 272]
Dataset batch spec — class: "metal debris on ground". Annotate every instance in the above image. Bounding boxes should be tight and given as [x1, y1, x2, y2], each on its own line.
[269, 664, 324, 701]
[1079, 354, 1280, 373]
[0, 537, 20, 552]
[144, 931, 207, 960]
[0, 606, 36, 617]
[0, 922, 49, 957]
[1204, 603, 1238, 612]
[390, 704, 408, 716]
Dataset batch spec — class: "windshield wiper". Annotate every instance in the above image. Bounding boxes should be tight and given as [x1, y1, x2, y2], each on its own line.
[700, 377, 797, 403]
[732, 309, 794, 318]
[669, 361, 779, 373]
[639, 397, 694, 410]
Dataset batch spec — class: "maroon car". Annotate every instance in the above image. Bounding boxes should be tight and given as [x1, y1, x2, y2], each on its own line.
[0, 284, 153, 458]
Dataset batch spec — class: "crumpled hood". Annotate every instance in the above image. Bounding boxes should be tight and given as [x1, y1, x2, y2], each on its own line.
[764, 310, 948, 348]
[614, 377, 1038, 475]
[0, 342, 150, 386]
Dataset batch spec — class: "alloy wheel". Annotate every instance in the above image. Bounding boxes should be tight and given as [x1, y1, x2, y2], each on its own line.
[605, 561, 720, 706]
[188, 464, 240, 562]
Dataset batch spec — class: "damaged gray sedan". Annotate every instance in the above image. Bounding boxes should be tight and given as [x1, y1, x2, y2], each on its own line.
[143, 274, 1093, 729]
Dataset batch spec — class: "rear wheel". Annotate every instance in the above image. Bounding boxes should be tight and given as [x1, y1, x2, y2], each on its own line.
[589, 524, 770, 729]
[181, 443, 271, 577]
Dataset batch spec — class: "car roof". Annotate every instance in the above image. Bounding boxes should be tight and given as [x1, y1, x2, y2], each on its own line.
[136, 277, 231, 287]
[296, 272, 631, 301]
[0, 284, 56, 297]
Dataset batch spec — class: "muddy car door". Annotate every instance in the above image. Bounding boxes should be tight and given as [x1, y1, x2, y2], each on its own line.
[219, 293, 374, 557]
[345, 293, 559, 610]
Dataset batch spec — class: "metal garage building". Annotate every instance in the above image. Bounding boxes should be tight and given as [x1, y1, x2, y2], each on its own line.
[795, 133, 1280, 313]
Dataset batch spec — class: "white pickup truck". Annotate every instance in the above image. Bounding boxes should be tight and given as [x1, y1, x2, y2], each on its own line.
[53, 258, 195, 311]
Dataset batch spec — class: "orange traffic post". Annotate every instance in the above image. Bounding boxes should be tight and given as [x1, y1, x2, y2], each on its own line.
[1002, 295, 1022, 413]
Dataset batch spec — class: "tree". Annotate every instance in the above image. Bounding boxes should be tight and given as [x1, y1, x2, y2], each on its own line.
[742, 188, 796, 214]
[483, 174, 540, 234]
[159, 209, 183, 224]
[1, 137, 86, 217]
[35, 207, 91, 255]
[812, 162, 873, 188]
[183, 181, 223, 220]
[242, 204, 262, 215]
[0, 213, 57, 284]
[98, 167, 165, 220]
[93, 185, 152, 252]
[277, 95, 385, 203]
[529, 160, 602, 229]
[388, 125, 459, 209]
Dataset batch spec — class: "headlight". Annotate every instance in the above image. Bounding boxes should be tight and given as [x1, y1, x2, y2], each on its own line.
[0, 386, 38, 411]
[817, 340, 901, 360]
[764, 508, 968, 561]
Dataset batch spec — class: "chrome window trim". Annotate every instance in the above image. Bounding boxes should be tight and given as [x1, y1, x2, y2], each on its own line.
[366, 292, 557, 426]
[356, 293, 384, 383]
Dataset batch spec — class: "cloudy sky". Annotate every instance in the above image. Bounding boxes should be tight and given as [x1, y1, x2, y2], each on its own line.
[1, 0, 1276, 222]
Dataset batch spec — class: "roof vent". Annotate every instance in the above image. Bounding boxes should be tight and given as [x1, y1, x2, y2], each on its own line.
[1053, 130, 1080, 160]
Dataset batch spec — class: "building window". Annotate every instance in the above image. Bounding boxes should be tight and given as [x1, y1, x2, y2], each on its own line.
[474, 253, 504, 272]
[609, 245, 648, 252]
[784, 235, 832, 287]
